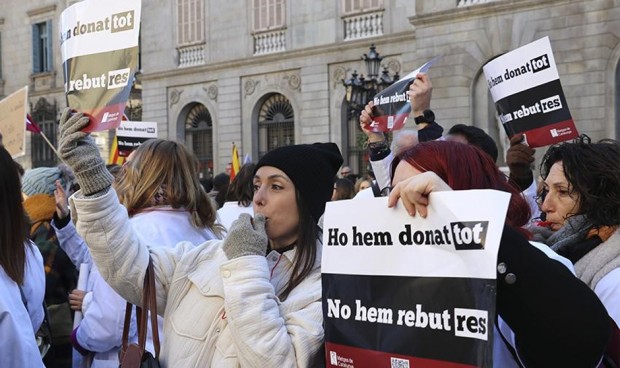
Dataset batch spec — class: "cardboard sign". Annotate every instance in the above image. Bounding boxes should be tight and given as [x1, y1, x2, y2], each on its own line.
[0, 86, 28, 158]
[115, 120, 158, 157]
[483, 37, 578, 147]
[60, 0, 141, 132]
[369, 57, 440, 133]
[322, 190, 510, 367]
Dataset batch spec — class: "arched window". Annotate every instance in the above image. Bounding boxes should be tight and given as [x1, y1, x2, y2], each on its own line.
[257, 93, 294, 158]
[184, 103, 213, 179]
[30, 98, 58, 167]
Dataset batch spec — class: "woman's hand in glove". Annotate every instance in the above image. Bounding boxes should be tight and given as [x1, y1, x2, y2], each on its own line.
[223, 214, 268, 259]
[57, 108, 113, 196]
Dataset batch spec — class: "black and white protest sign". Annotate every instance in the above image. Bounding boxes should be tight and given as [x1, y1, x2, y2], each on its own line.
[115, 120, 157, 157]
[483, 37, 578, 147]
[322, 190, 509, 367]
[60, 0, 141, 132]
[369, 57, 440, 133]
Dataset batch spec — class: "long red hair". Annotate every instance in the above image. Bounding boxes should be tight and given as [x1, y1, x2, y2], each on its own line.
[391, 140, 531, 235]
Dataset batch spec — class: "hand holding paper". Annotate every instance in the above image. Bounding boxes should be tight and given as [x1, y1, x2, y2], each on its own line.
[58, 107, 114, 196]
[387, 171, 452, 218]
[408, 73, 432, 118]
[69, 289, 86, 312]
[506, 134, 535, 191]
[369, 57, 440, 133]
[359, 101, 385, 143]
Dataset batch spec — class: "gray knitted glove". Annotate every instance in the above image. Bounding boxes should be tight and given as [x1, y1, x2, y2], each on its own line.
[58, 108, 114, 196]
[223, 214, 268, 260]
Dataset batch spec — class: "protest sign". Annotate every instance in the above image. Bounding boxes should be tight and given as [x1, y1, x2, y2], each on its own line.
[0, 86, 28, 158]
[60, 0, 141, 132]
[369, 57, 440, 133]
[483, 37, 578, 147]
[322, 190, 510, 368]
[115, 120, 158, 157]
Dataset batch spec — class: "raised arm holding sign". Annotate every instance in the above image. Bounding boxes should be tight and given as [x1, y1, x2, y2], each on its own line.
[60, 0, 141, 132]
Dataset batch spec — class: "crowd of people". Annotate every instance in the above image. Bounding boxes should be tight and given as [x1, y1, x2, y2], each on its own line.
[0, 71, 618, 368]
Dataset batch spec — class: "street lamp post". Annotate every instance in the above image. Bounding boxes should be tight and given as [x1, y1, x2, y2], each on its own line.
[342, 44, 399, 117]
[342, 44, 399, 175]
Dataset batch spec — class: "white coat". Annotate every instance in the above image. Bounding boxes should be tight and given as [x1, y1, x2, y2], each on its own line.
[0, 242, 46, 368]
[70, 189, 324, 368]
[216, 201, 254, 233]
[128, 206, 221, 355]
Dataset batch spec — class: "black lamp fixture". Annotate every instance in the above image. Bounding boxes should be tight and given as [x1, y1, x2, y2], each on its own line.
[363, 44, 382, 79]
[342, 44, 399, 115]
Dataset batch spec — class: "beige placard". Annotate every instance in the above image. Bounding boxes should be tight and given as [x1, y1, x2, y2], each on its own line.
[0, 86, 28, 158]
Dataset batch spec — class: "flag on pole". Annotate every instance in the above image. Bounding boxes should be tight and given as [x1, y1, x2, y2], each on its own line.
[26, 114, 42, 134]
[108, 135, 126, 165]
[231, 143, 241, 180]
[26, 114, 61, 159]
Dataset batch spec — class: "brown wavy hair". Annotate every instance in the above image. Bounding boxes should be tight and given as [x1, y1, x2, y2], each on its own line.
[114, 139, 222, 236]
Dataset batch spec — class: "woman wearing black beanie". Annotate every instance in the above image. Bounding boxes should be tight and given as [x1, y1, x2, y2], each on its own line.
[57, 107, 342, 367]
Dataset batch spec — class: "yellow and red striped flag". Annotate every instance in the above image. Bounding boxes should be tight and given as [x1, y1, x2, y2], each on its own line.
[108, 135, 126, 166]
[108, 114, 129, 165]
[231, 143, 241, 180]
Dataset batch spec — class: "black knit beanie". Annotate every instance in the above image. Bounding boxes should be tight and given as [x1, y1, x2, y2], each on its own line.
[255, 143, 344, 223]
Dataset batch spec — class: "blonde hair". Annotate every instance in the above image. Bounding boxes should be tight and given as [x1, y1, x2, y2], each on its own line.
[114, 139, 222, 236]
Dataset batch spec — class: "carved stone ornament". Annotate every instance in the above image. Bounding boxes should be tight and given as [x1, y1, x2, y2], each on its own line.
[385, 59, 402, 75]
[244, 79, 259, 97]
[170, 89, 183, 107]
[286, 74, 301, 91]
[203, 84, 218, 101]
[332, 67, 347, 88]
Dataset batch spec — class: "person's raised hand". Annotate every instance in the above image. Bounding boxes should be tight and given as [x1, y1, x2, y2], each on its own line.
[506, 134, 535, 191]
[58, 108, 113, 196]
[223, 214, 268, 259]
[359, 101, 385, 143]
[408, 73, 432, 117]
[387, 171, 452, 218]
[54, 180, 70, 219]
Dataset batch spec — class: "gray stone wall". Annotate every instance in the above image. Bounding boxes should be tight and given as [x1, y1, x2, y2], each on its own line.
[3, 0, 620, 172]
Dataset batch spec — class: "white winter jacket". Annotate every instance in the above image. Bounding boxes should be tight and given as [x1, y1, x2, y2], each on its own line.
[0, 242, 45, 368]
[70, 188, 324, 368]
[129, 207, 221, 355]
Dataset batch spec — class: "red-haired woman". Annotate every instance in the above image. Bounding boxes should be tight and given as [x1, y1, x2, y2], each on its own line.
[388, 140, 610, 367]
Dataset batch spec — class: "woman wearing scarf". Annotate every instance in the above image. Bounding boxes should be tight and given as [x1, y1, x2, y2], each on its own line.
[531, 137, 620, 362]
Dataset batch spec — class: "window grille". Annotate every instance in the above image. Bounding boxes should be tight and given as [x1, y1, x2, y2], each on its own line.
[185, 103, 213, 178]
[30, 98, 58, 167]
[257, 93, 294, 158]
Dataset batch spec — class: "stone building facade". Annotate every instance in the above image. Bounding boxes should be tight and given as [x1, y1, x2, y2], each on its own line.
[2, 0, 620, 174]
